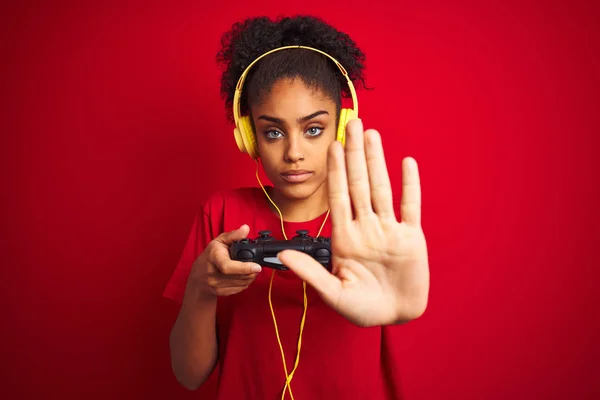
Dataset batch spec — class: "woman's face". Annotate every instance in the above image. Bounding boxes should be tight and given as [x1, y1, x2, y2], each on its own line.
[251, 77, 338, 201]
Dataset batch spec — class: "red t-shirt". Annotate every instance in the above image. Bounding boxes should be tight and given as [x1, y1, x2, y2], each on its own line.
[163, 187, 405, 399]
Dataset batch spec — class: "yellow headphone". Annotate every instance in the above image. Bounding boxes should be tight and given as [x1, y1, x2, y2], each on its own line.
[232, 45, 359, 158]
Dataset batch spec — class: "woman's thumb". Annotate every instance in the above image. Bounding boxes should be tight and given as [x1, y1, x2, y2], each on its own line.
[216, 224, 250, 245]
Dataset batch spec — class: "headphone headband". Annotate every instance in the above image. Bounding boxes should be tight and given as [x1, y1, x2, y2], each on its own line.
[232, 45, 358, 124]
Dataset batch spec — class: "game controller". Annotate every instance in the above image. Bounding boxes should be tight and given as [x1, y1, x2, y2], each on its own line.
[229, 230, 332, 271]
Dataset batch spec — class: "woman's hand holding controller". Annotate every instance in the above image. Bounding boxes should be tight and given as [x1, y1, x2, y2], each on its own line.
[189, 224, 262, 298]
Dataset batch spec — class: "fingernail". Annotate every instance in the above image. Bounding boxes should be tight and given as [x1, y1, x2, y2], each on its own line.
[251, 264, 262, 273]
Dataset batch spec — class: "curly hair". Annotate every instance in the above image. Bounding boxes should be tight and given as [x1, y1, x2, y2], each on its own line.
[216, 15, 368, 124]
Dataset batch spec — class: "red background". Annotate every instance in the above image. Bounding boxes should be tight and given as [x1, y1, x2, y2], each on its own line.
[1, 0, 599, 399]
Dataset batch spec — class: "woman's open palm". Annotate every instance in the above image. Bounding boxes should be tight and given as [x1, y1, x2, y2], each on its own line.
[278, 119, 430, 327]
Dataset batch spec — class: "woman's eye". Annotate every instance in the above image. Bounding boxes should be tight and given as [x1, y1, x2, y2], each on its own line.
[265, 130, 283, 139]
[306, 127, 324, 137]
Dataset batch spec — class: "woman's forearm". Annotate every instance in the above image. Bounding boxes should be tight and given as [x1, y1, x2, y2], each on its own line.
[169, 282, 218, 391]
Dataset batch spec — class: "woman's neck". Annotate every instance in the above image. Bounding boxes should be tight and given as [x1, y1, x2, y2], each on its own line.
[267, 183, 329, 222]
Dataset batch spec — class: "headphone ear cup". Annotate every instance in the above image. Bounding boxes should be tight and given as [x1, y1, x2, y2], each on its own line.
[337, 108, 353, 146]
[233, 126, 246, 153]
[239, 116, 258, 159]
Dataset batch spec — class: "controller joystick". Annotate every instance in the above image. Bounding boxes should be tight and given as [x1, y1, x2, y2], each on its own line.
[257, 230, 275, 241]
[293, 229, 310, 239]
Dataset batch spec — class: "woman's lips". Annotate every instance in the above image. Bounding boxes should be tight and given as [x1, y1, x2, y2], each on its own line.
[280, 171, 313, 183]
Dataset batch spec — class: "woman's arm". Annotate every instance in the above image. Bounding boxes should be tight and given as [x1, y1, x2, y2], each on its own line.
[169, 279, 218, 391]
[168, 224, 260, 390]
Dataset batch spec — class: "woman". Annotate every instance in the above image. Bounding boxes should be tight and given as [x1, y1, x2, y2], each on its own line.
[163, 15, 429, 399]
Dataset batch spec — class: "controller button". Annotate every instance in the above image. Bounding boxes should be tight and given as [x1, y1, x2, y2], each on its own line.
[240, 239, 250, 244]
[258, 230, 272, 237]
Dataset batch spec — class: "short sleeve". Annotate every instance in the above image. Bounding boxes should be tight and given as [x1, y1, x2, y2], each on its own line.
[162, 207, 216, 304]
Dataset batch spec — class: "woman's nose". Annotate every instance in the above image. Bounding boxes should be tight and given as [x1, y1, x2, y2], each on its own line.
[284, 135, 305, 162]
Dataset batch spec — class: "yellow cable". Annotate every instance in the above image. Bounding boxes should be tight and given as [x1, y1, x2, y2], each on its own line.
[255, 160, 329, 399]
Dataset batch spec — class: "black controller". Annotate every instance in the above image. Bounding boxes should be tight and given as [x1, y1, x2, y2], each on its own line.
[229, 230, 332, 271]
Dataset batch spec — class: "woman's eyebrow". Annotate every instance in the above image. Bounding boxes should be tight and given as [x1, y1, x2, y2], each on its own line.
[298, 110, 328, 123]
[257, 110, 329, 125]
[257, 115, 284, 124]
